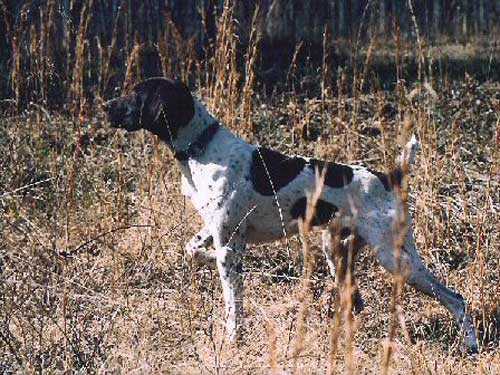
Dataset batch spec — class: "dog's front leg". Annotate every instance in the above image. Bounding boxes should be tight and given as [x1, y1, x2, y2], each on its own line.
[213, 229, 246, 343]
[185, 226, 216, 265]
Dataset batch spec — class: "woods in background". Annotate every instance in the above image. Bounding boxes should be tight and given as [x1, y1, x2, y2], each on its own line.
[0, 0, 498, 112]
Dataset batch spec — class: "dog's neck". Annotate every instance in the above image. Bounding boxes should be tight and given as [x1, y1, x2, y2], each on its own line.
[157, 99, 218, 159]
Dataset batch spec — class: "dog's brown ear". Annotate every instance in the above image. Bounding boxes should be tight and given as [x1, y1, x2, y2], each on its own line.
[161, 79, 194, 128]
[134, 78, 194, 132]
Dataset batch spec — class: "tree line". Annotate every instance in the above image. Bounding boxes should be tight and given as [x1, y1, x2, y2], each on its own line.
[0, 0, 497, 111]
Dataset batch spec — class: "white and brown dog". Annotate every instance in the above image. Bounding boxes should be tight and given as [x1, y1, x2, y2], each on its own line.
[103, 77, 478, 352]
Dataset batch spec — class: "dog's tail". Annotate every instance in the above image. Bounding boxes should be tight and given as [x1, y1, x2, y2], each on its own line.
[389, 134, 420, 189]
[398, 134, 419, 169]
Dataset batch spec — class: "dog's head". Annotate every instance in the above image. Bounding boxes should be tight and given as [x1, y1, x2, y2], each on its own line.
[103, 78, 194, 141]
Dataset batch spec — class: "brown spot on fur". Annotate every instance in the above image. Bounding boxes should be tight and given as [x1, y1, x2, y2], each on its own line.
[367, 167, 403, 191]
[250, 147, 306, 196]
[290, 197, 338, 226]
[308, 159, 354, 188]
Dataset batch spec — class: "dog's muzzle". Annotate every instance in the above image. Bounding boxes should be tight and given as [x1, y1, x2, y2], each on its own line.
[103, 99, 126, 128]
[102, 98, 140, 130]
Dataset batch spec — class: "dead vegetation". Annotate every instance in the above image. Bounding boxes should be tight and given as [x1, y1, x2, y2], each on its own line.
[0, 1, 499, 373]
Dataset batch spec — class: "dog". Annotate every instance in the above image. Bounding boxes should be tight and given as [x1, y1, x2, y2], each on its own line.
[103, 77, 478, 352]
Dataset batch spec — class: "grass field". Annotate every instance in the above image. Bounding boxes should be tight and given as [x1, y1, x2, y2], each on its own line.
[1, 2, 499, 373]
[1, 74, 498, 373]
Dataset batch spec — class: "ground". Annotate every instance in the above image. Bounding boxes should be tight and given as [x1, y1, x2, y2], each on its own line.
[0, 76, 498, 373]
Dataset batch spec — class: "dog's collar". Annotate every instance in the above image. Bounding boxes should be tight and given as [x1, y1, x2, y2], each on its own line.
[173, 122, 220, 161]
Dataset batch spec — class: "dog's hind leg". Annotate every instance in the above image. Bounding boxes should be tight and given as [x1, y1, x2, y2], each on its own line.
[322, 230, 365, 314]
[370, 225, 478, 352]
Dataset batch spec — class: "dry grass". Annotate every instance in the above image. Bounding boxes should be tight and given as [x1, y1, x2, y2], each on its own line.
[1, 2, 499, 374]
[1, 76, 498, 373]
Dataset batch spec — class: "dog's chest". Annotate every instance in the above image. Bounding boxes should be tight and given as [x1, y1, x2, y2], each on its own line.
[180, 132, 254, 219]
[181, 162, 228, 212]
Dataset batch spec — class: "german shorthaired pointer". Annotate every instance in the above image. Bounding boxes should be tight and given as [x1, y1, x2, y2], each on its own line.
[103, 77, 478, 352]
